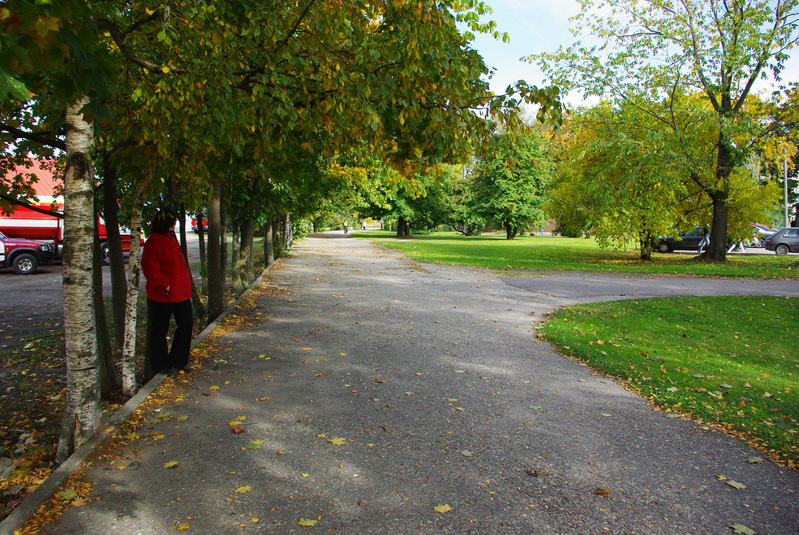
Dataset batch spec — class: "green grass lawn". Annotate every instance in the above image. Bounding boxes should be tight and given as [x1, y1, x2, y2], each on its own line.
[358, 230, 799, 279]
[356, 230, 799, 467]
[538, 296, 798, 468]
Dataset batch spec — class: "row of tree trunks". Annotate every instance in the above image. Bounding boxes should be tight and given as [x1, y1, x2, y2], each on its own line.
[54, 115, 294, 462]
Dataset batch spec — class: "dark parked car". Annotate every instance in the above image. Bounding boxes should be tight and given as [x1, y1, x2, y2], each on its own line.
[0, 230, 56, 274]
[764, 227, 799, 255]
[656, 227, 708, 253]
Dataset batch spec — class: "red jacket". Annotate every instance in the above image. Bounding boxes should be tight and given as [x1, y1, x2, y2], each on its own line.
[141, 232, 192, 303]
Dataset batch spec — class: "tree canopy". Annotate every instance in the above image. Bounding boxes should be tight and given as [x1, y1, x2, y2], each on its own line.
[1, 0, 564, 461]
[533, 0, 799, 260]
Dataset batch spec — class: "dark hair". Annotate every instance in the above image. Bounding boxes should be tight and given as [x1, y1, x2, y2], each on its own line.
[151, 209, 177, 234]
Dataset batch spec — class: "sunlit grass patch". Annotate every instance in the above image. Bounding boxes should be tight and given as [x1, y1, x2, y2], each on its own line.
[358, 230, 799, 279]
[539, 295, 799, 468]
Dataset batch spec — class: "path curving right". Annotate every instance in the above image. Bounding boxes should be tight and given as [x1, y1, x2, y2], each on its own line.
[41, 234, 798, 535]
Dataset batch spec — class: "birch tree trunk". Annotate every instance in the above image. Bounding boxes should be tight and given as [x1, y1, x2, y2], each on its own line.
[93, 219, 115, 397]
[264, 218, 274, 266]
[232, 221, 244, 295]
[242, 217, 254, 284]
[283, 214, 292, 248]
[56, 97, 100, 465]
[121, 206, 143, 397]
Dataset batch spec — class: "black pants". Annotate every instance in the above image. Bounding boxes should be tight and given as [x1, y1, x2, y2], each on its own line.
[147, 298, 193, 371]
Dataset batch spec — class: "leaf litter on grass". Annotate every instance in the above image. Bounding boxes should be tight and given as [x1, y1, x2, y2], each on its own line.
[540, 296, 799, 468]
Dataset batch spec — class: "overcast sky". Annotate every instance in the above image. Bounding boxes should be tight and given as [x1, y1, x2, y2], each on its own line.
[468, 0, 798, 107]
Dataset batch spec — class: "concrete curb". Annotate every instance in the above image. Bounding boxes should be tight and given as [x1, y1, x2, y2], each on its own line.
[0, 261, 278, 535]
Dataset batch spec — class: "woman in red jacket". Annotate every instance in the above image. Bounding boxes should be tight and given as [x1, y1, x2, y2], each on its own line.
[141, 210, 193, 374]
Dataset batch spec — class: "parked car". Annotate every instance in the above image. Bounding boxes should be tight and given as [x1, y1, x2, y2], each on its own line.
[764, 227, 799, 255]
[191, 215, 208, 233]
[0, 230, 56, 274]
[656, 227, 708, 253]
[748, 223, 779, 247]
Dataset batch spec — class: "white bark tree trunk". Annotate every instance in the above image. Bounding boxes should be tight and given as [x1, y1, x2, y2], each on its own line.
[56, 97, 101, 464]
[121, 206, 143, 397]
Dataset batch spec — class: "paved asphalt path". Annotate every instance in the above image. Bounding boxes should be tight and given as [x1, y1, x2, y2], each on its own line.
[42, 234, 798, 535]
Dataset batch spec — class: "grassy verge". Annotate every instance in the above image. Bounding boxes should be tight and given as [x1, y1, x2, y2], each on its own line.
[358, 230, 799, 279]
[538, 295, 798, 468]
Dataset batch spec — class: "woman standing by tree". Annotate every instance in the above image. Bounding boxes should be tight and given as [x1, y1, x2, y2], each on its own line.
[141, 210, 193, 374]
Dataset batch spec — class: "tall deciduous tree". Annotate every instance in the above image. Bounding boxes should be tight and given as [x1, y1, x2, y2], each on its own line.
[56, 97, 100, 464]
[534, 0, 799, 260]
[470, 125, 552, 239]
[548, 100, 779, 258]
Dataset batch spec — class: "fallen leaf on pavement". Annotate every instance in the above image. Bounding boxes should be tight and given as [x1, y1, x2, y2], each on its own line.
[56, 489, 77, 501]
[434, 504, 453, 513]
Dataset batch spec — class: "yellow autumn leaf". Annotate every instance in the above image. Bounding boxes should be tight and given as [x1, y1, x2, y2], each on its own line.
[234, 486, 251, 494]
[237, 416, 246, 421]
[163, 461, 179, 469]
[175, 522, 190, 530]
[56, 488, 78, 501]
[161, 65, 169, 73]
[327, 437, 346, 446]
[298, 518, 318, 526]
[209, 386, 220, 391]
[250, 517, 259, 523]
[434, 504, 453, 513]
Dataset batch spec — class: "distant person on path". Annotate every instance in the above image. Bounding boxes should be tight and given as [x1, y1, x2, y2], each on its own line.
[362, 221, 367, 230]
[343, 221, 349, 234]
[141, 209, 193, 374]
[539, 226, 544, 237]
